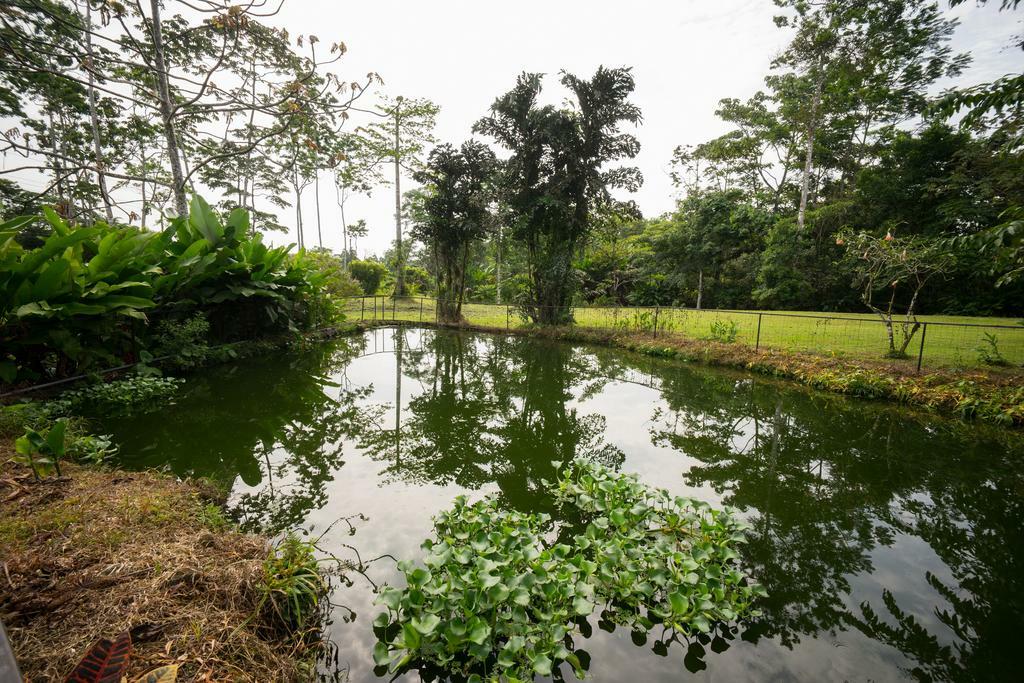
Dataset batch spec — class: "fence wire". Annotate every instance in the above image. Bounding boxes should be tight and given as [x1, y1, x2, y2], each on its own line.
[341, 296, 1024, 372]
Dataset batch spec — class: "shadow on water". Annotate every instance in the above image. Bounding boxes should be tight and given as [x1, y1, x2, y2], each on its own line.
[98, 326, 1024, 682]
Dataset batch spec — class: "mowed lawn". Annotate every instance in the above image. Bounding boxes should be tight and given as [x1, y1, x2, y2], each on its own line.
[340, 296, 1024, 369]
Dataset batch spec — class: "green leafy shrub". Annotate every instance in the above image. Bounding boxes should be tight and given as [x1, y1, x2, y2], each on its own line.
[372, 461, 764, 680]
[0, 196, 328, 384]
[348, 260, 389, 295]
[66, 432, 118, 465]
[402, 265, 435, 295]
[708, 319, 739, 343]
[151, 313, 211, 369]
[975, 332, 1010, 367]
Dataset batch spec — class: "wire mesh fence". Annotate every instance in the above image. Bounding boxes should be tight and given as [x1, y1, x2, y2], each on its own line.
[339, 296, 1024, 371]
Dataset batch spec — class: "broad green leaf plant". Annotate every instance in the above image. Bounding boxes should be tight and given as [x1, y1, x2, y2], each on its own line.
[14, 418, 67, 480]
[1, 196, 330, 384]
[372, 460, 766, 681]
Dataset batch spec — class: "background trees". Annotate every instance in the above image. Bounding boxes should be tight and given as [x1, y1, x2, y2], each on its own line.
[1, 0, 376, 228]
[411, 140, 497, 322]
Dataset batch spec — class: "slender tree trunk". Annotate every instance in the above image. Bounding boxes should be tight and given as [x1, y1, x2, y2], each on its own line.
[293, 164, 304, 250]
[148, 0, 187, 216]
[336, 180, 349, 267]
[495, 225, 503, 305]
[57, 114, 78, 219]
[250, 177, 257, 235]
[314, 170, 323, 248]
[796, 72, 824, 232]
[696, 269, 704, 310]
[393, 105, 405, 297]
[82, 1, 113, 221]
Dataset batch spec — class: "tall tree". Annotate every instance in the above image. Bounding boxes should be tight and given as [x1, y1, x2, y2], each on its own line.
[357, 96, 439, 296]
[412, 140, 497, 322]
[475, 67, 643, 324]
[0, 0, 377, 225]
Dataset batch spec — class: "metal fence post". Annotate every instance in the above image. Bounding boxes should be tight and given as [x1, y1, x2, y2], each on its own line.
[419, 298, 423, 322]
[392, 296, 397, 321]
[360, 297, 365, 320]
[506, 306, 510, 331]
[916, 322, 928, 373]
[653, 306, 660, 337]
[755, 313, 763, 351]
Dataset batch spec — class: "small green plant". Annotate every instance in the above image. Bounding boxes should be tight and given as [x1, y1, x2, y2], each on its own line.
[198, 503, 230, 531]
[14, 419, 67, 480]
[975, 332, 1009, 366]
[708, 319, 739, 343]
[372, 461, 765, 680]
[67, 433, 119, 465]
[259, 534, 327, 636]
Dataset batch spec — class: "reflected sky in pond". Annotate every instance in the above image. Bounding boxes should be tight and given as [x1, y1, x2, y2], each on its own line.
[99, 327, 1024, 682]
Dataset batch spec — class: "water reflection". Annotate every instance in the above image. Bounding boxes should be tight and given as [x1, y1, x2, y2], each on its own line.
[100, 327, 1024, 682]
[357, 329, 624, 514]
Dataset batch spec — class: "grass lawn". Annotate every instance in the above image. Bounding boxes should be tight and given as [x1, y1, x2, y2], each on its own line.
[340, 296, 1024, 370]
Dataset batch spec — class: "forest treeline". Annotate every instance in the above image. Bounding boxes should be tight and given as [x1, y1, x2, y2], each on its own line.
[1, 0, 1023, 336]
[385, 0, 1024, 320]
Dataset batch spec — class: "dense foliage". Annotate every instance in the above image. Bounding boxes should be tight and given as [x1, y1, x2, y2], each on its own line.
[0, 196, 330, 384]
[394, 1, 1024, 319]
[372, 460, 764, 680]
[412, 140, 497, 321]
[473, 68, 643, 324]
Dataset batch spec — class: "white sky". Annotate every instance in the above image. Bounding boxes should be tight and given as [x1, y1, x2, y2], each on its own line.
[276, 0, 1021, 258]
[5, 0, 1022, 256]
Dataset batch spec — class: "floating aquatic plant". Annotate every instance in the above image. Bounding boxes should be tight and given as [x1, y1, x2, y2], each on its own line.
[372, 460, 765, 680]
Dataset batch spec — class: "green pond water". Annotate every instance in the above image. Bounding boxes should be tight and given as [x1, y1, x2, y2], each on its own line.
[98, 326, 1024, 682]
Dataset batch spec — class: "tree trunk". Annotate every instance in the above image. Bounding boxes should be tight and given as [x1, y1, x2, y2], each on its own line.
[495, 225, 503, 305]
[796, 72, 824, 232]
[696, 269, 704, 310]
[393, 105, 405, 297]
[293, 165, 304, 250]
[336, 180, 348, 267]
[83, 1, 113, 221]
[148, 0, 188, 217]
[47, 111, 67, 216]
[314, 169, 323, 248]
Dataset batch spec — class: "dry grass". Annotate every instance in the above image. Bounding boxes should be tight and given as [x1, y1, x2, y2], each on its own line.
[0, 453, 313, 682]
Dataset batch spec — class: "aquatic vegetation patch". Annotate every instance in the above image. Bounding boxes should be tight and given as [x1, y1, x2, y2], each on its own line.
[52, 376, 184, 416]
[372, 461, 765, 680]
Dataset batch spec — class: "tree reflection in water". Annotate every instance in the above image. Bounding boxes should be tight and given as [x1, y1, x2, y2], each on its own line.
[641, 350, 1024, 681]
[358, 329, 624, 515]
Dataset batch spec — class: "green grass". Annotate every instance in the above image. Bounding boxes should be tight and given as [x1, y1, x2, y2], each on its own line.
[340, 296, 1024, 370]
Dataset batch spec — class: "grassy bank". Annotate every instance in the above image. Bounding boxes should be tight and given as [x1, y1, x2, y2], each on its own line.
[341, 297, 1024, 369]
[364, 319, 1024, 428]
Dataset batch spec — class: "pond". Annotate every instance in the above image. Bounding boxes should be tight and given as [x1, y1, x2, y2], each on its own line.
[98, 326, 1024, 682]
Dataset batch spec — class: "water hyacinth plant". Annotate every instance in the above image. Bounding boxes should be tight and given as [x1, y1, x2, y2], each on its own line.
[372, 460, 766, 680]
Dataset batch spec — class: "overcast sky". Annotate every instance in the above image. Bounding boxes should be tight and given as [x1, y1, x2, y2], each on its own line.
[278, 0, 1020, 258]
[7, 1, 1021, 255]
